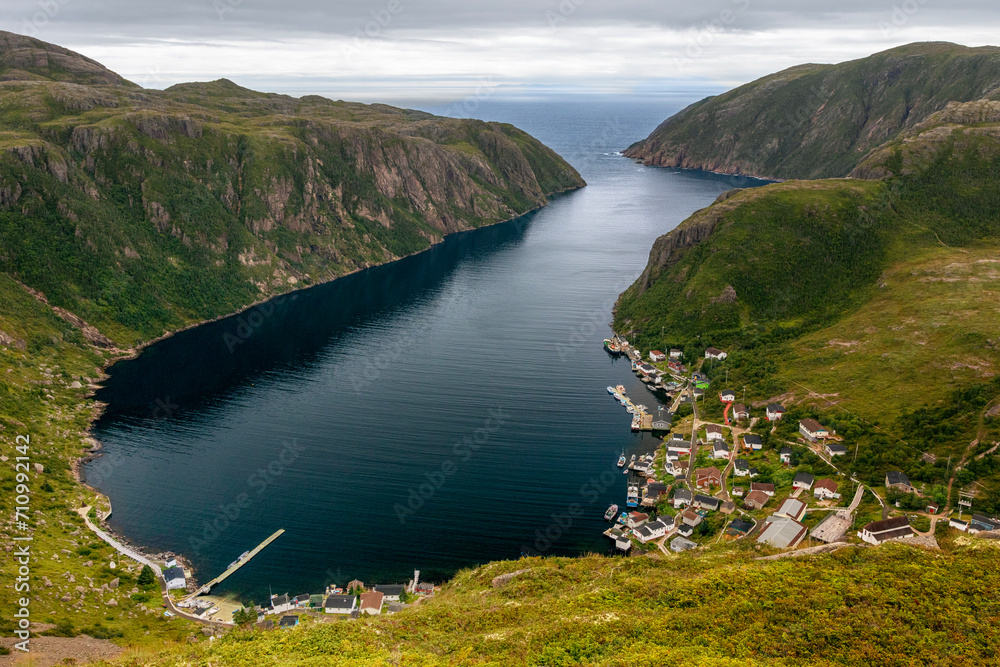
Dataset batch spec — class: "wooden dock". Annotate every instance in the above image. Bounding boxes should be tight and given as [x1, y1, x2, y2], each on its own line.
[189, 529, 285, 598]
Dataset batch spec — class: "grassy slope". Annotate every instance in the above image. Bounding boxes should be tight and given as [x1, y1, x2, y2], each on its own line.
[615, 103, 1000, 509]
[624, 42, 1000, 180]
[99, 544, 1000, 666]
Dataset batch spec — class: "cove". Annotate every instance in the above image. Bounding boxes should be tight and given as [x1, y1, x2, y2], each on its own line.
[86, 99, 767, 602]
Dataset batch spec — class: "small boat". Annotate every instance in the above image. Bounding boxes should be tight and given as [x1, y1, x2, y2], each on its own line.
[616, 384, 627, 395]
[626, 485, 639, 507]
[604, 339, 621, 354]
[604, 504, 619, 521]
[617, 453, 626, 467]
[607, 385, 615, 394]
[617, 511, 629, 524]
[227, 550, 250, 570]
[630, 454, 636, 463]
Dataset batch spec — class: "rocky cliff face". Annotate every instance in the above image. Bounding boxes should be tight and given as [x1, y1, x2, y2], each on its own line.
[625, 42, 1000, 181]
[0, 33, 584, 343]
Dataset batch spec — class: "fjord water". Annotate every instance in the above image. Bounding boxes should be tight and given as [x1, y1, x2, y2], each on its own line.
[87, 98, 762, 600]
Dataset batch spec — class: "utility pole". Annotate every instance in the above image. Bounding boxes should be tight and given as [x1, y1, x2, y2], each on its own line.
[853, 441, 860, 463]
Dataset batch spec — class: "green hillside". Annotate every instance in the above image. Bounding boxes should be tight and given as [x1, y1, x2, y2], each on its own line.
[624, 42, 1000, 180]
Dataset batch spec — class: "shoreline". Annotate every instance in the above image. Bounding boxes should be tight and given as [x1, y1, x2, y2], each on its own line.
[71, 185, 584, 596]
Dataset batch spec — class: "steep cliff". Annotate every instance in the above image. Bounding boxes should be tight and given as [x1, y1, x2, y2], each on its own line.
[0, 33, 585, 343]
[624, 42, 1000, 181]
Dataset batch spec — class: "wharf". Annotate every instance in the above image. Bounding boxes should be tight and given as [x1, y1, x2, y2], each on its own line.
[187, 529, 285, 599]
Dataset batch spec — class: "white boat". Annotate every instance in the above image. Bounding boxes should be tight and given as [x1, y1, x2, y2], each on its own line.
[617, 452, 626, 467]
[607, 386, 615, 394]
[604, 504, 619, 521]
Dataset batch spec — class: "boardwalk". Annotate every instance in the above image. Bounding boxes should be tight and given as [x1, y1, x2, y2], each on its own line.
[191, 528, 285, 597]
[77, 506, 161, 573]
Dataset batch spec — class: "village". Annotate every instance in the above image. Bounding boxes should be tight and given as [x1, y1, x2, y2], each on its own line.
[600, 336, 1000, 557]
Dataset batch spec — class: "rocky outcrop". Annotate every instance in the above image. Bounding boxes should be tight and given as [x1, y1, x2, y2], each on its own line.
[0, 30, 134, 86]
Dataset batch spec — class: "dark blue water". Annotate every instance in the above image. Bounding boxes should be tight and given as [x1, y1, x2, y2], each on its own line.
[86, 99, 765, 601]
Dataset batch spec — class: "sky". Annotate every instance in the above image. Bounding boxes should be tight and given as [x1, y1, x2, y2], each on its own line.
[4, 0, 1000, 103]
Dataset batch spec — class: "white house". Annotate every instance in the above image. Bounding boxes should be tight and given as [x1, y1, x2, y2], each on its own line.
[792, 472, 815, 491]
[705, 424, 725, 442]
[712, 442, 730, 460]
[626, 512, 650, 529]
[163, 566, 186, 591]
[885, 471, 913, 492]
[734, 459, 750, 477]
[360, 591, 384, 615]
[324, 594, 357, 614]
[649, 350, 666, 363]
[719, 389, 736, 402]
[949, 518, 968, 532]
[799, 419, 829, 442]
[704, 347, 728, 361]
[373, 585, 406, 602]
[665, 460, 689, 477]
[670, 536, 697, 552]
[732, 404, 749, 420]
[859, 516, 914, 545]
[743, 434, 763, 451]
[270, 594, 292, 615]
[673, 488, 692, 508]
[826, 442, 847, 457]
[813, 479, 841, 500]
[779, 447, 793, 464]
[766, 403, 785, 421]
[774, 497, 807, 522]
[669, 349, 683, 359]
[634, 519, 668, 543]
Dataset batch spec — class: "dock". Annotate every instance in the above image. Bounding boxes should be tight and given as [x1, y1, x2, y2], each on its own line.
[188, 529, 285, 598]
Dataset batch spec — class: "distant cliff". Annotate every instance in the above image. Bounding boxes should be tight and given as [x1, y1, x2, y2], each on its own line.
[0, 31, 585, 344]
[624, 42, 1000, 180]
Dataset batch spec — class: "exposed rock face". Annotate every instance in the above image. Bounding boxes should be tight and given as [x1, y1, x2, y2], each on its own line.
[625, 42, 1000, 181]
[0, 31, 134, 86]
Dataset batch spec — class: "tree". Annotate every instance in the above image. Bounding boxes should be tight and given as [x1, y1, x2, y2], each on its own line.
[233, 606, 256, 627]
[137, 565, 156, 589]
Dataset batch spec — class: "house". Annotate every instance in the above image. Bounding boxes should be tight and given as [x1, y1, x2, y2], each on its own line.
[732, 403, 749, 420]
[637, 363, 656, 376]
[705, 424, 725, 442]
[720, 500, 736, 515]
[734, 459, 750, 477]
[693, 387, 705, 400]
[670, 349, 683, 359]
[667, 436, 692, 455]
[749, 467, 760, 478]
[719, 389, 736, 403]
[799, 418, 829, 442]
[885, 471, 913, 492]
[792, 472, 815, 491]
[704, 347, 728, 361]
[677, 509, 703, 527]
[774, 497, 807, 522]
[826, 442, 847, 457]
[665, 460, 689, 478]
[614, 537, 632, 552]
[726, 518, 754, 537]
[279, 615, 299, 629]
[626, 511, 650, 529]
[750, 482, 776, 497]
[373, 585, 406, 602]
[926, 502, 939, 515]
[668, 359, 685, 373]
[859, 516, 914, 545]
[744, 490, 771, 510]
[346, 579, 365, 592]
[731, 486, 744, 498]
[712, 442, 730, 460]
[163, 566, 186, 591]
[324, 594, 358, 614]
[644, 481, 668, 501]
[359, 591, 385, 615]
[765, 403, 785, 421]
[672, 488, 693, 508]
[693, 493, 721, 511]
[293, 594, 310, 608]
[651, 415, 673, 431]
[813, 479, 841, 500]
[950, 518, 968, 531]
[969, 515, 1000, 532]
[743, 434, 763, 451]
[677, 523, 694, 537]
[779, 447, 793, 464]
[649, 350, 666, 363]
[270, 594, 292, 615]
[757, 516, 808, 549]
[694, 467, 723, 489]
[634, 519, 668, 543]
[810, 513, 852, 543]
[670, 536, 698, 552]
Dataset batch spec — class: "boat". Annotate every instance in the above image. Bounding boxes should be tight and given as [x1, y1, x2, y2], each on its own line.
[626, 485, 639, 507]
[615, 384, 626, 395]
[617, 511, 629, 524]
[603, 338, 621, 354]
[617, 452, 626, 467]
[607, 385, 615, 394]
[604, 504, 619, 521]
[227, 550, 250, 570]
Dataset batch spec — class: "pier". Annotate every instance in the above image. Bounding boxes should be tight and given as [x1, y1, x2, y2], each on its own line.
[188, 529, 285, 598]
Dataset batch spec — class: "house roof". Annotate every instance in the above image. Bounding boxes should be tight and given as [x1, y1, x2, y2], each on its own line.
[673, 488, 692, 500]
[733, 403, 747, 413]
[757, 516, 807, 549]
[827, 443, 847, 453]
[279, 615, 298, 627]
[735, 458, 749, 470]
[775, 498, 807, 521]
[324, 594, 357, 609]
[744, 490, 770, 507]
[670, 536, 697, 551]
[799, 418, 826, 433]
[713, 442, 729, 451]
[743, 434, 763, 446]
[885, 471, 911, 486]
[793, 472, 815, 485]
[360, 591, 385, 611]
[271, 594, 290, 607]
[650, 350, 664, 355]
[720, 388, 736, 396]
[694, 493, 721, 508]
[373, 585, 407, 596]
[875, 526, 915, 541]
[815, 479, 838, 493]
[780, 447, 792, 455]
[751, 482, 775, 493]
[695, 467, 722, 481]
[163, 566, 185, 581]
[864, 516, 910, 533]
[646, 481, 668, 495]
[767, 403, 785, 412]
[628, 511, 650, 521]
[705, 424, 723, 434]
[729, 518, 754, 534]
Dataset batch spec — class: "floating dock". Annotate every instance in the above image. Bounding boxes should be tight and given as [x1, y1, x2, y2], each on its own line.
[188, 529, 285, 598]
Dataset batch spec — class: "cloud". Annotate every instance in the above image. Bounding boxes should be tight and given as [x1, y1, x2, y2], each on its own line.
[3, 0, 999, 101]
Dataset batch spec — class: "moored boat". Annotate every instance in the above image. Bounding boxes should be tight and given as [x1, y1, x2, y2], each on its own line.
[617, 452, 626, 467]
[604, 504, 619, 521]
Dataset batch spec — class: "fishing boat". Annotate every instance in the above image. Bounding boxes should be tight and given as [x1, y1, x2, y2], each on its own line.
[617, 452, 626, 467]
[615, 384, 627, 395]
[606, 385, 615, 394]
[604, 504, 619, 521]
[626, 486, 639, 507]
[603, 338, 621, 354]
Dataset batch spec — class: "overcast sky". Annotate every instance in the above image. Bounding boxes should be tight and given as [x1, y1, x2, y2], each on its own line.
[5, 0, 1000, 102]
